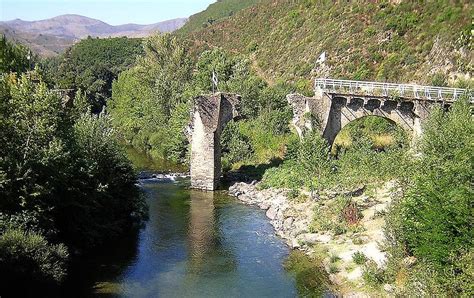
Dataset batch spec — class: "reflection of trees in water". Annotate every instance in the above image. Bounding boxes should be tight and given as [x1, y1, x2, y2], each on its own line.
[187, 190, 237, 274]
[61, 229, 140, 296]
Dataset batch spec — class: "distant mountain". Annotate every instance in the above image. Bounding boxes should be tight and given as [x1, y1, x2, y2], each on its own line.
[0, 14, 188, 56]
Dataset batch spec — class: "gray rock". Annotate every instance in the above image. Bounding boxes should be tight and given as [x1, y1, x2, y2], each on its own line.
[283, 217, 294, 230]
[299, 233, 320, 244]
[266, 205, 278, 220]
[291, 238, 301, 249]
[259, 202, 271, 210]
[383, 284, 395, 293]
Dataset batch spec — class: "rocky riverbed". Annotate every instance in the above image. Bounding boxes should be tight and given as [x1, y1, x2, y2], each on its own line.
[228, 180, 398, 295]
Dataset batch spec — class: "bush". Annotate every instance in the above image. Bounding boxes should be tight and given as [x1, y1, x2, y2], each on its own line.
[352, 251, 368, 265]
[0, 228, 68, 287]
[298, 132, 331, 191]
[363, 260, 386, 288]
[221, 120, 254, 169]
[384, 98, 473, 294]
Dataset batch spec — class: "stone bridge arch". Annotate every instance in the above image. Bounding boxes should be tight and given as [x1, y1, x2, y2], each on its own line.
[288, 91, 433, 146]
[188, 93, 241, 190]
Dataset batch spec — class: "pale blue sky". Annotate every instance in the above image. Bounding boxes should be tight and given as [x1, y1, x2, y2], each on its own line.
[0, 0, 217, 25]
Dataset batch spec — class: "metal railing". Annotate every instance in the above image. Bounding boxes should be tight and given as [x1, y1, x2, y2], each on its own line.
[315, 78, 473, 102]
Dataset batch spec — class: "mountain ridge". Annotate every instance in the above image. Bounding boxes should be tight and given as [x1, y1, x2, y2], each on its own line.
[0, 14, 188, 56]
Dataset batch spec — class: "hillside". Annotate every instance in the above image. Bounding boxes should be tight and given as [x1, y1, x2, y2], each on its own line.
[0, 24, 74, 56]
[177, 0, 260, 35]
[0, 15, 187, 56]
[186, 0, 473, 87]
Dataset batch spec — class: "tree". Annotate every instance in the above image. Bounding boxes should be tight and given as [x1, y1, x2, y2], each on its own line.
[385, 97, 473, 294]
[298, 132, 331, 194]
[0, 36, 31, 74]
[109, 34, 194, 161]
[46, 37, 143, 112]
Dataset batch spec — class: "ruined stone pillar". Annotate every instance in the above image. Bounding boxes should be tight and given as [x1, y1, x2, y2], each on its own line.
[189, 93, 240, 191]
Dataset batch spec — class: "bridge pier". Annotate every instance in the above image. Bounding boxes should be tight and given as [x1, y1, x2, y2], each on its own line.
[189, 93, 240, 191]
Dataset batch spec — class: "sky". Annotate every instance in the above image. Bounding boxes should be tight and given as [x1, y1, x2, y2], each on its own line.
[0, 0, 217, 25]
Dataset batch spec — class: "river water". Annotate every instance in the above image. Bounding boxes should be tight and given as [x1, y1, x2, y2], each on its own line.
[63, 150, 301, 297]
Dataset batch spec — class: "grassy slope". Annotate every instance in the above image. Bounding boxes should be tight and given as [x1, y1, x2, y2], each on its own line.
[186, 0, 472, 87]
[177, 0, 260, 35]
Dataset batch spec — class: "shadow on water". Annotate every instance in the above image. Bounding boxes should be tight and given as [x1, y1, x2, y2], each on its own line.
[60, 229, 141, 297]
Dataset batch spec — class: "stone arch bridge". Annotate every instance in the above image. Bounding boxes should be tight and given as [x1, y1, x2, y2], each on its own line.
[288, 78, 472, 145]
[189, 79, 472, 190]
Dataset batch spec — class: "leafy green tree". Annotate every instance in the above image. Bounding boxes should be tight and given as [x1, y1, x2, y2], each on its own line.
[45, 37, 143, 112]
[0, 36, 31, 74]
[385, 97, 473, 294]
[0, 72, 145, 288]
[298, 132, 331, 193]
[0, 228, 68, 288]
[109, 34, 194, 161]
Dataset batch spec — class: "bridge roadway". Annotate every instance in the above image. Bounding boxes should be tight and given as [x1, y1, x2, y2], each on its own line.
[314, 78, 473, 103]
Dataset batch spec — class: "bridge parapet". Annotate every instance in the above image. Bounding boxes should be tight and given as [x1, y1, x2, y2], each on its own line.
[315, 78, 473, 102]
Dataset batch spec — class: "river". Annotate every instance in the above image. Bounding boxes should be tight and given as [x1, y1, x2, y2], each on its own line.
[62, 150, 302, 297]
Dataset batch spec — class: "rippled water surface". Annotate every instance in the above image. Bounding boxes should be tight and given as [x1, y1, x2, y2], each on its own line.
[65, 177, 298, 297]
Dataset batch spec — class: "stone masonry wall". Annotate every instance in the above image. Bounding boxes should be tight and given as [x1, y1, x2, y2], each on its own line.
[190, 93, 240, 190]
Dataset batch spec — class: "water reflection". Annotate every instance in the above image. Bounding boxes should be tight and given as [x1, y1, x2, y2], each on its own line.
[64, 179, 297, 297]
[187, 190, 217, 270]
[186, 190, 237, 277]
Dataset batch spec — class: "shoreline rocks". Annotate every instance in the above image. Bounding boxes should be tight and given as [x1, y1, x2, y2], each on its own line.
[228, 182, 331, 250]
[228, 180, 394, 295]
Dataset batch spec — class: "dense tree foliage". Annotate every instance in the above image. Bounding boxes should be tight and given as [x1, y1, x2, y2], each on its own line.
[0, 42, 145, 291]
[41, 37, 143, 112]
[110, 34, 293, 166]
[385, 98, 473, 295]
[0, 36, 33, 74]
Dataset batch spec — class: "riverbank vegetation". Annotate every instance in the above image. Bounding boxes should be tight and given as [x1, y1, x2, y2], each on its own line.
[109, 34, 297, 166]
[260, 97, 473, 295]
[0, 38, 145, 294]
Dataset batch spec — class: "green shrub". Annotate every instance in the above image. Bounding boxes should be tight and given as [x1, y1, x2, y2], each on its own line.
[384, 98, 473, 294]
[298, 132, 331, 191]
[330, 254, 341, 263]
[363, 260, 386, 288]
[430, 72, 448, 87]
[221, 120, 254, 168]
[328, 263, 339, 274]
[352, 251, 368, 265]
[0, 228, 68, 286]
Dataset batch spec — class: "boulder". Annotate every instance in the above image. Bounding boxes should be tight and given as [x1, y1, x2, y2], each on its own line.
[283, 217, 294, 230]
[266, 205, 278, 220]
